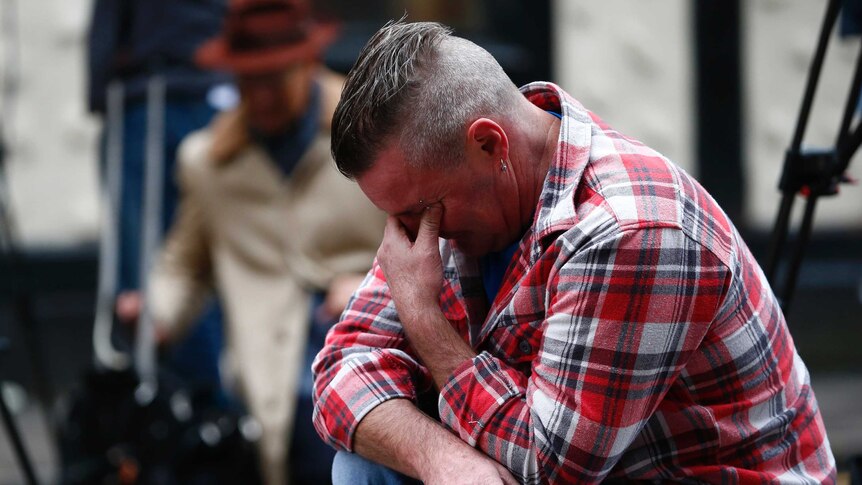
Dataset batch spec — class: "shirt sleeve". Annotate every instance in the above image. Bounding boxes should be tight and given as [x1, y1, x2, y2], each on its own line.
[437, 226, 730, 484]
[311, 260, 434, 451]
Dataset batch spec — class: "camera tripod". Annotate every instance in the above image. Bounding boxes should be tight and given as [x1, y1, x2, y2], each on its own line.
[765, 0, 862, 313]
[0, 338, 39, 485]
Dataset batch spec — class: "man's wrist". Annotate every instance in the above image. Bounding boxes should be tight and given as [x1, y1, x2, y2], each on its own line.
[412, 415, 481, 481]
[399, 309, 475, 389]
[396, 295, 440, 325]
[353, 399, 459, 480]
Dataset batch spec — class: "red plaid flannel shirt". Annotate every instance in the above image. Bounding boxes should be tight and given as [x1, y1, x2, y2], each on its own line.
[312, 83, 836, 484]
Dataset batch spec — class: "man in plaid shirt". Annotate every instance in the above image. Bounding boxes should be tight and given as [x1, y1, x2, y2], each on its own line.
[312, 20, 836, 484]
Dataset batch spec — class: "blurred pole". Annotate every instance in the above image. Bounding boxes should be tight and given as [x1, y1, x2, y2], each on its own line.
[694, 0, 744, 226]
[134, 75, 166, 405]
[92, 81, 130, 371]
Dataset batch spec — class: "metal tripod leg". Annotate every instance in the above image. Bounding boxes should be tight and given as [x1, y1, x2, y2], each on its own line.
[0, 339, 39, 485]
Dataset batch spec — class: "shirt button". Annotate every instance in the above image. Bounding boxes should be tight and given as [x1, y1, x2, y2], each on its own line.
[519, 340, 532, 354]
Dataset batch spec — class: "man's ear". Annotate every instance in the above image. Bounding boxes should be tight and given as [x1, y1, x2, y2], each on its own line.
[466, 118, 509, 162]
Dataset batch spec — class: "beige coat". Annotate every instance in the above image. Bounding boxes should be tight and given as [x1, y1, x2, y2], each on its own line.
[148, 74, 384, 484]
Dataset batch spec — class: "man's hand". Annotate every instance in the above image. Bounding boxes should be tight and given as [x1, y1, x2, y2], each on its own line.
[116, 290, 143, 324]
[114, 290, 169, 344]
[420, 439, 519, 485]
[376, 204, 475, 388]
[376, 205, 444, 321]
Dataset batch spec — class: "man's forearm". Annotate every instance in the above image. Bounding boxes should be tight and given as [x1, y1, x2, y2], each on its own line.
[399, 306, 475, 390]
[353, 398, 517, 484]
[353, 398, 453, 478]
[376, 209, 475, 389]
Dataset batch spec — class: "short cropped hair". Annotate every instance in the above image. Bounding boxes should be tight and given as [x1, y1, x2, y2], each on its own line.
[331, 19, 521, 178]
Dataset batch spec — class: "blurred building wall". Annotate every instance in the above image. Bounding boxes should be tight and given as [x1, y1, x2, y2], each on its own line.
[745, 0, 862, 229]
[552, 0, 694, 174]
[553, 0, 862, 231]
[1, 0, 100, 247]
[1, 0, 861, 247]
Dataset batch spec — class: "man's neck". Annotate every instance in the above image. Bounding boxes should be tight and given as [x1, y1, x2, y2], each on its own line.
[510, 103, 561, 230]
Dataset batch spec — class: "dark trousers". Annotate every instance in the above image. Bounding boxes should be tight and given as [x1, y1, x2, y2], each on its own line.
[289, 293, 338, 484]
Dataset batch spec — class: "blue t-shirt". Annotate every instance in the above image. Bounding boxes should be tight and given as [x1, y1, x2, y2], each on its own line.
[479, 240, 520, 304]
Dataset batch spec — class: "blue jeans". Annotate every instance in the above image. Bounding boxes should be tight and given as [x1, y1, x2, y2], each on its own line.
[331, 451, 421, 485]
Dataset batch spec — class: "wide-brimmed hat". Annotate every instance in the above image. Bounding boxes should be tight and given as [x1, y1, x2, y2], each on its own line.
[196, 0, 339, 74]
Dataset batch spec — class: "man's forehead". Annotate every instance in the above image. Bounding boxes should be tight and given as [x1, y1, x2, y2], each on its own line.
[356, 150, 427, 213]
[362, 145, 415, 181]
[355, 166, 403, 204]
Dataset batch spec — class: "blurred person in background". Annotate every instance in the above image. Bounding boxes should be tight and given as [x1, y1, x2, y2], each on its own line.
[117, 0, 385, 483]
[312, 20, 836, 484]
[88, 0, 230, 399]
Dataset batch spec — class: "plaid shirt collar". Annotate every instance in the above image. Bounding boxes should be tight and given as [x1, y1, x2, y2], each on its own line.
[451, 82, 598, 345]
[519, 82, 595, 264]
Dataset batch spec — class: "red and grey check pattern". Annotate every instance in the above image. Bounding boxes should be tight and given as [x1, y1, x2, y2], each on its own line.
[312, 82, 836, 484]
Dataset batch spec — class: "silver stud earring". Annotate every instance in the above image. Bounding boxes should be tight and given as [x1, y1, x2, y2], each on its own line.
[500, 158, 508, 172]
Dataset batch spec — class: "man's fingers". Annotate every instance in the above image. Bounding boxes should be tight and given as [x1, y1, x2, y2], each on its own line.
[417, 204, 442, 244]
[382, 216, 411, 246]
[384, 215, 405, 237]
[379, 216, 409, 274]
